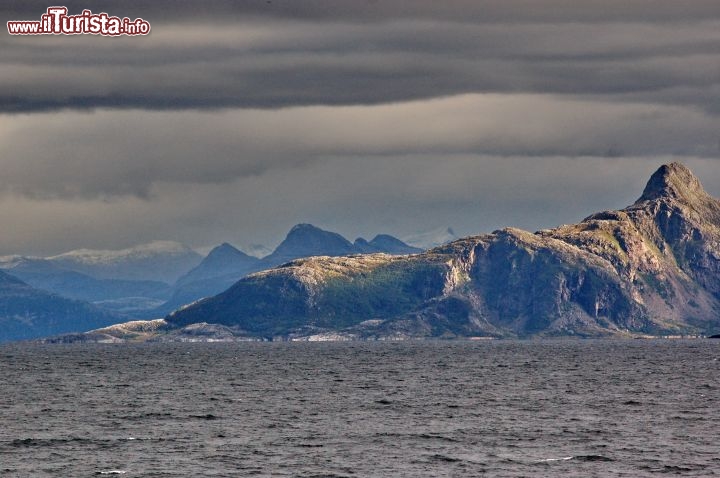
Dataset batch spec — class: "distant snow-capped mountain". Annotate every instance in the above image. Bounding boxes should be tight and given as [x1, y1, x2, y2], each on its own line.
[48, 240, 202, 283]
[50, 240, 195, 265]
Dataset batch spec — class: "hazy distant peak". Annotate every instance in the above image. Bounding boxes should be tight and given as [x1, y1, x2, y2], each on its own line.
[210, 242, 243, 255]
[266, 236, 352, 264]
[204, 243, 255, 262]
[285, 224, 338, 239]
[352, 235, 421, 254]
[370, 234, 398, 243]
[276, 224, 353, 251]
[170, 241, 262, 292]
[368, 234, 422, 254]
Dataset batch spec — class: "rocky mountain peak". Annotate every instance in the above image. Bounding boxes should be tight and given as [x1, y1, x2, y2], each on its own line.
[196, 242, 256, 269]
[636, 162, 708, 204]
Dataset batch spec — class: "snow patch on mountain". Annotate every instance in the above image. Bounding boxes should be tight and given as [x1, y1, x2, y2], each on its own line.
[49, 240, 196, 265]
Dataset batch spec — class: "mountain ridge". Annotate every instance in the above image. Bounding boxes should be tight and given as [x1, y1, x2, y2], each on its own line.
[162, 162, 720, 340]
[48, 240, 202, 283]
[150, 226, 423, 316]
[260, 223, 357, 266]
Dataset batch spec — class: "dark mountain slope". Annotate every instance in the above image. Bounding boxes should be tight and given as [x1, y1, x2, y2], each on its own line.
[0, 271, 121, 342]
[175, 243, 261, 288]
[158, 243, 262, 313]
[1, 257, 170, 303]
[261, 224, 356, 266]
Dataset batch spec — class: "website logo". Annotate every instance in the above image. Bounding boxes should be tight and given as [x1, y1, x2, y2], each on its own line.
[7, 7, 151, 36]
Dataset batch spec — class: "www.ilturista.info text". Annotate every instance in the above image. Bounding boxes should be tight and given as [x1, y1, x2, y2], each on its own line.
[7, 7, 150, 36]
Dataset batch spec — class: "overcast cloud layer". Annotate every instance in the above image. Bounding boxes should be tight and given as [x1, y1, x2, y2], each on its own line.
[0, 1, 719, 255]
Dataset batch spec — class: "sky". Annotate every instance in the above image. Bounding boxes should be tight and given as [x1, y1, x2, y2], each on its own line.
[1, 0, 719, 255]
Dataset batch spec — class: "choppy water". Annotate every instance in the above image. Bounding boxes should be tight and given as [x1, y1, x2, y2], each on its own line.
[0, 340, 718, 477]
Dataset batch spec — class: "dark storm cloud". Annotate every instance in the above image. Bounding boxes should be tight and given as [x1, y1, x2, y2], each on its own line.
[0, 95, 716, 199]
[1, 155, 719, 256]
[1, 1, 719, 255]
[1, 1, 719, 112]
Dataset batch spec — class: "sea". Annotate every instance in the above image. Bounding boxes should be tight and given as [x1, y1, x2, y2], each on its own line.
[0, 339, 718, 477]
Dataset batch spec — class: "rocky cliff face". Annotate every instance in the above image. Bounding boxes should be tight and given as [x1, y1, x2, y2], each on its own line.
[166, 163, 720, 338]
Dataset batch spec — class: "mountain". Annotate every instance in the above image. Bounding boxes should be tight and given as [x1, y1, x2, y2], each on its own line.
[163, 163, 720, 339]
[0, 256, 171, 305]
[0, 270, 121, 342]
[176, 243, 261, 286]
[353, 235, 423, 254]
[402, 227, 458, 249]
[48, 240, 202, 283]
[152, 229, 420, 315]
[262, 224, 420, 266]
[159, 243, 262, 313]
[0, 241, 200, 318]
[260, 224, 357, 266]
[0, 226, 420, 328]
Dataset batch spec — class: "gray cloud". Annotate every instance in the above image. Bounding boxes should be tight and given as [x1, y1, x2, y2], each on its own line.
[0, 4, 718, 112]
[0, 95, 716, 199]
[1, 1, 719, 255]
[1, 155, 718, 256]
